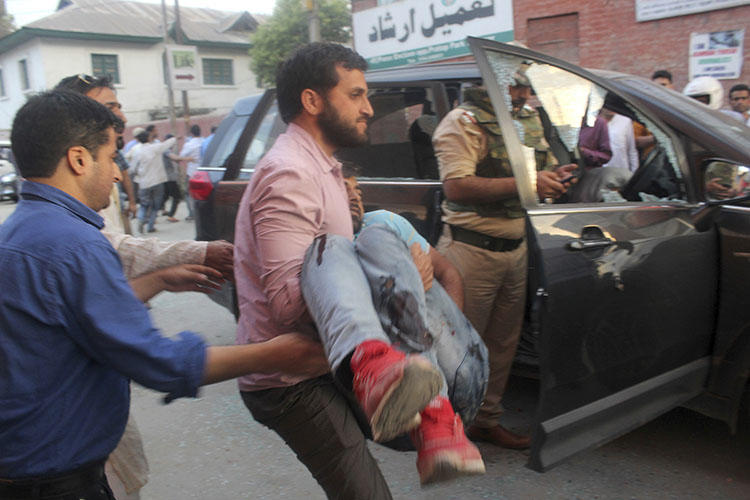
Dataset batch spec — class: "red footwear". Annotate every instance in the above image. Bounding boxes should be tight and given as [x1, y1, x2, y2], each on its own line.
[351, 340, 442, 442]
[411, 396, 485, 485]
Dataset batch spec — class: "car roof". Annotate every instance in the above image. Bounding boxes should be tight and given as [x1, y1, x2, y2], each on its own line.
[366, 60, 750, 163]
[365, 61, 480, 83]
[231, 58, 749, 163]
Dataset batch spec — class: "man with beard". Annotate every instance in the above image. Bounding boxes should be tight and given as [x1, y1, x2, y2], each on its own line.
[234, 43, 484, 496]
[432, 70, 575, 451]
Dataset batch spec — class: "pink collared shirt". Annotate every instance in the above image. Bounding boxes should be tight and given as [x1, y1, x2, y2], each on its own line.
[234, 122, 353, 391]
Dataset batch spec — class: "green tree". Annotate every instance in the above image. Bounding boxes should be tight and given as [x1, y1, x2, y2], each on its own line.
[250, 0, 351, 87]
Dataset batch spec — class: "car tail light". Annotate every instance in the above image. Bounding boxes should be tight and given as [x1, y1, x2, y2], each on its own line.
[189, 171, 213, 201]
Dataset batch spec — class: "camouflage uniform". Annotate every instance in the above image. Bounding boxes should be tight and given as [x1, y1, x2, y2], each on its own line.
[443, 86, 554, 218]
[433, 86, 552, 431]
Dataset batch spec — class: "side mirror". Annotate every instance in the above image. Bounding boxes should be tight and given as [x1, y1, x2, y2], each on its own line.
[703, 159, 750, 204]
[693, 159, 750, 232]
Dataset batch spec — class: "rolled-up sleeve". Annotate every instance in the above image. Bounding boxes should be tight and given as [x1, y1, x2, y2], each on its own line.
[103, 231, 207, 279]
[60, 242, 206, 401]
[250, 164, 323, 328]
[433, 108, 487, 181]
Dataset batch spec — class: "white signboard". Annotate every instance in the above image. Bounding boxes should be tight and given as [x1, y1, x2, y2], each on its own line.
[166, 44, 200, 90]
[689, 29, 745, 80]
[353, 0, 513, 70]
[636, 0, 750, 22]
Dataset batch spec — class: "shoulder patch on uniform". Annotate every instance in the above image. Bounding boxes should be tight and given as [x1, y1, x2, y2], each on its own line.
[460, 110, 477, 125]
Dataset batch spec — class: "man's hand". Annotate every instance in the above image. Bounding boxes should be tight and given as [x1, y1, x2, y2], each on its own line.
[202, 333, 330, 385]
[537, 164, 577, 200]
[410, 242, 434, 291]
[205, 240, 234, 281]
[129, 264, 223, 302]
[127, 200, 137, 218]
[706, 178, 735, 199]
[160, 264, 224, 294]
[263, 333, 330, 378]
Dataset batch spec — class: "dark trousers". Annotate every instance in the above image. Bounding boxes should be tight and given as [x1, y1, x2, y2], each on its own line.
[0, 462, 114, 500]
[241, 375, 392, 500]
[162, 180, 182, 217]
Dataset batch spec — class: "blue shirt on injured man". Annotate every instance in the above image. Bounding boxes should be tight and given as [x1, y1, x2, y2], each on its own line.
[356, 210, 429, 252]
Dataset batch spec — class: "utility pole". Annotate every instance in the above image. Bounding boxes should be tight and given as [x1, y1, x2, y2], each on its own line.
[160, 0, 177, 135]
[307, 0, 321, 42]
[173, 0, 191, 130]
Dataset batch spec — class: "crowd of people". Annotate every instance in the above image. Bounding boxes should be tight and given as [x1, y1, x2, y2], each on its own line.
[117, 112, 216, 234]
[0, 41, 748, 500]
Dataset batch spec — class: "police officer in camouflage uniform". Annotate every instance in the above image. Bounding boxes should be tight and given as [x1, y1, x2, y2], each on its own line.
[432, 71, 575, 449]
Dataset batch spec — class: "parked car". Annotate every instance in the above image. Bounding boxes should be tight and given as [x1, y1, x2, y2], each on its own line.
[190, 39, 750, 472]
[0, 142, 19, 203]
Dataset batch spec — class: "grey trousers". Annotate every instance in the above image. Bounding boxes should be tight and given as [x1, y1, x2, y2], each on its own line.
[301, 224, 488, 424]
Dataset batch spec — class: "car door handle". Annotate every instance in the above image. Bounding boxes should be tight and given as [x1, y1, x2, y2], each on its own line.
[567, 237, 616, 250]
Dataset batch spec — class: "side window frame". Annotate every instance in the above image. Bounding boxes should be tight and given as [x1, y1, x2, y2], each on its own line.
[338, 81, 448, 181]
[469, 38, 694, 208]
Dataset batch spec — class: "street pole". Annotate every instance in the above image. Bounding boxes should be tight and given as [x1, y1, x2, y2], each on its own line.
[160, 0, 177, 135]
[173, 0, 191, 131]
[307, 0, 321, 42]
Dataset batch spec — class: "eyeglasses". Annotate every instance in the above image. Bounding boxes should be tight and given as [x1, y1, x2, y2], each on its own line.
[77, 73, 94, 85]
[72, 73, 97, 92]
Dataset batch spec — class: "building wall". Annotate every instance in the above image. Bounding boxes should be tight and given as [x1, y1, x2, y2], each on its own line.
[0, 39, 43, 129]
[0, 37, 259, 130]
[351, 1, 749, 97]
[513, 1, 750, 93]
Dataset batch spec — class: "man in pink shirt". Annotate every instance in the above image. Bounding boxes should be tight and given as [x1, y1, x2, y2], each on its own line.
[234, 43, 483, 496]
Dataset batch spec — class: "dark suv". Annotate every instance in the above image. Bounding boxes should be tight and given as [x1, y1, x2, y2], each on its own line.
[190, 39, 750, 472]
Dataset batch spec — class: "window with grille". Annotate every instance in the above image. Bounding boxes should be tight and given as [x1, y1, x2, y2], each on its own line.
[202, 58, 233, 85]
[91, 54, 120, 84]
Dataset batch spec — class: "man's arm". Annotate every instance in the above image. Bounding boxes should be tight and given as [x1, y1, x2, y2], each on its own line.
[204, 240, 234, 281]
[103, 230, 207, 278]
[129, 264, 223, 302]
[245, 165, 325, 328]
[443, 175, 519, 203]
[167, 152, 194, 162]
[119, 168, 138, 217]
[429, 247, 464, 310]
[203, 334, 329, 384]
[67, 242, 326, 402]
[435, 108, 574, 203]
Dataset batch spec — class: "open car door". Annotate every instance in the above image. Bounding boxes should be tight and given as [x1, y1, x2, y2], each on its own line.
[467, 37, 719, 471]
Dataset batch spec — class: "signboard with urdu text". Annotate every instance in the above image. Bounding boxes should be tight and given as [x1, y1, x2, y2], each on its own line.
[353, 0, 513, 70]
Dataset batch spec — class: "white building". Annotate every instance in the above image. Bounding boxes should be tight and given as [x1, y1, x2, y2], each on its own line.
[0, 0, 262, 130]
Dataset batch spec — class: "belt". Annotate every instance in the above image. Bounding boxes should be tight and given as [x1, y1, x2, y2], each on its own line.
[0, 461, 106, 499]
[449, 225, 523, 252]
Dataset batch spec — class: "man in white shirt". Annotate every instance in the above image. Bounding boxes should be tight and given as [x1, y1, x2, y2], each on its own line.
[131, 129, 176, 233]
[601, 94, 639, 173]
[179, 125, 203, 221]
